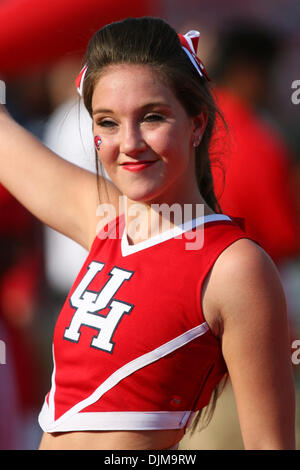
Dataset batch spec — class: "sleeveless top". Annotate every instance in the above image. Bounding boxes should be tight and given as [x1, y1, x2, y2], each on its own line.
[38, 213, 249, 432]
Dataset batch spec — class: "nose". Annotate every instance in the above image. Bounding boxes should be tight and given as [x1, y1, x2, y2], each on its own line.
[119, 122, 146, 157]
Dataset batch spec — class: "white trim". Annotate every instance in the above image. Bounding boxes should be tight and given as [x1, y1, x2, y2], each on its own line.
[48, 344, 56, 423]
[39, 409, 193, 432]
[38, 322, 209, 432]
[121, 214, 231, 257]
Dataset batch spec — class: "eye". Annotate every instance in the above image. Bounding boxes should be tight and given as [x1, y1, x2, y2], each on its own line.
[144, 113, 164, 122]
[96, 119, 117, 128]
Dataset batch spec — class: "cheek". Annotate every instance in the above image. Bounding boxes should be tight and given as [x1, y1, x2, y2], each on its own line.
[148, 126, 190, 167]
[96, 138, 118, 167]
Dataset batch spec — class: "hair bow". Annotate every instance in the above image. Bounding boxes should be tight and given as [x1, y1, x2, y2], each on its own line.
[178, 30, 210, 81]
[75, 64, 88, 97]
[75, 29, 209, 97]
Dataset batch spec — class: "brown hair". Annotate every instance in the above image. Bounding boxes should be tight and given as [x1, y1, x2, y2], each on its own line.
[81, 16, 227, 432]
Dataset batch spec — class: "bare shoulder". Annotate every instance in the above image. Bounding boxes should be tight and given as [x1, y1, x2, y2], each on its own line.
[214, 237, 282, 289]
[204, 238, 287, 334]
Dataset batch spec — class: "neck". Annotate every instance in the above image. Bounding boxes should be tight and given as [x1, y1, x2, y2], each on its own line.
[123, 191, 215, 246]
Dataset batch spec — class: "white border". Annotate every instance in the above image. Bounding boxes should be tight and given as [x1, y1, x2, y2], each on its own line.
[121, 214, 231, 256]
[39, 409, 194, 432]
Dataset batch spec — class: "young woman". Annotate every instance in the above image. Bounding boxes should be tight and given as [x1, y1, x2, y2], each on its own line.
[0, 17, 295, 450]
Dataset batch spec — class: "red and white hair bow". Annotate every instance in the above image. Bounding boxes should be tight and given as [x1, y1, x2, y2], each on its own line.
[75, 64, 88, 97]
[178, 30, 210, 81]
[75, 29, 209, 96]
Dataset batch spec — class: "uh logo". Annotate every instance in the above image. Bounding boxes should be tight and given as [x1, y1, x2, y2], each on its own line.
[64, 261, 134, 353]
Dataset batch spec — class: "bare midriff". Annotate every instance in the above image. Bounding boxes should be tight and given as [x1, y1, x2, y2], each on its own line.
[39, 428, 185, 450]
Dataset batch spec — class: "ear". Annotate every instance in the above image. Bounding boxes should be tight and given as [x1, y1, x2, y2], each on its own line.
[191, 109, 208, 147]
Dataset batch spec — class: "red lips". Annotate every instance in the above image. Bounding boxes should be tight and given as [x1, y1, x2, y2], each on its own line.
[121, 160, 158, 172]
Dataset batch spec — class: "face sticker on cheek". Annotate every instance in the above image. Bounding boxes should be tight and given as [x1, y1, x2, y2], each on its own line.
[94, 135, 102, 151]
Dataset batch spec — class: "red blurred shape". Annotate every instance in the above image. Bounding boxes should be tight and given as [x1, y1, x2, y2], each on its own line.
[0, 0, 157, 79]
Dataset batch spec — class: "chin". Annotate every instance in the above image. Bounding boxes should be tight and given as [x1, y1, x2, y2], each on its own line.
[122, 184, 164, 204]
[125, 192, 157, 204]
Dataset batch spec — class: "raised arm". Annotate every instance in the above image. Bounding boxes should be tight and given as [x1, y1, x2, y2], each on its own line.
[0, 105, 121, 251]
[210, 238, 295, 449]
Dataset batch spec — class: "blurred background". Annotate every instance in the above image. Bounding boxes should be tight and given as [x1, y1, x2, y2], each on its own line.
[0, 0, 299, 450]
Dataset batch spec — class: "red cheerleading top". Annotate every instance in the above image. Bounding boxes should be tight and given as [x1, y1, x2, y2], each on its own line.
[39, 213, 249, 432]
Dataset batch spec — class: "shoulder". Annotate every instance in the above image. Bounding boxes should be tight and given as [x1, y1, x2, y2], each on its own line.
[204, 238, 287, 335]
[213, 237, 278, 282]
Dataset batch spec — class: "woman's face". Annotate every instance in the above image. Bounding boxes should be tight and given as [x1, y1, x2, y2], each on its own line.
[91, 64, 206, 204]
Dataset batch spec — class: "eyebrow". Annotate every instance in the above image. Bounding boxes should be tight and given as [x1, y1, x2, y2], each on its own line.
[92, 102, 172, 116]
